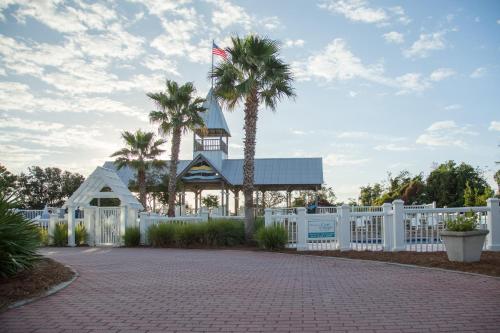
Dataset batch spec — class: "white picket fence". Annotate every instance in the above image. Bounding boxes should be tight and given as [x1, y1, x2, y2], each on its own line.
[265, 198, 500, 252]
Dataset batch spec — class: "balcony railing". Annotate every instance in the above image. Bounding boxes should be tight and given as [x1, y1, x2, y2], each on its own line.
[194, 138, 227, 154]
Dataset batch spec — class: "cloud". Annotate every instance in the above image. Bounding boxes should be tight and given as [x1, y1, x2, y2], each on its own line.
[284, 39, 305, 48]
[470, 67, 487, 78]
[142, 55, 180, 76]
[444, 104, 462, 111]
[430, 68, 456, 81]
[374, 143, 413, 151]
[489, 121, 500, 131]
[383, 31, 404, 44]
[404, 31, 447, 58]
[416, 120, 477, 148]
[324, 153, 369, 166]
[319, 0, 410, 26]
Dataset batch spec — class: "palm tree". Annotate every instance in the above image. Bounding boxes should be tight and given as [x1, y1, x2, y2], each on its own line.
[111, 130, 166, 209]
[147, 80, 206, 217]
[210, 35, 295, 239]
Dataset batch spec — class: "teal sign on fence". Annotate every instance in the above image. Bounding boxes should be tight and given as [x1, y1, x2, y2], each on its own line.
[308, 220, 336, 239]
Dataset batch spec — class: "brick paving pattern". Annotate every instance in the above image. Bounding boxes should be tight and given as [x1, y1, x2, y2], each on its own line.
[1, 248, 500, 333]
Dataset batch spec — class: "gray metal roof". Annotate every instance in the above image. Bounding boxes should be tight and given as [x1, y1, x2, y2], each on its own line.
[199, 89, 231, 136]
[103, 157, 323, 188]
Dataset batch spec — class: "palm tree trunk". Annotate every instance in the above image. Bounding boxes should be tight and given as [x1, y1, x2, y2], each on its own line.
[167, 127, 182, 217]
[138, 169, 147, 209]
[243, 89, 259, 240]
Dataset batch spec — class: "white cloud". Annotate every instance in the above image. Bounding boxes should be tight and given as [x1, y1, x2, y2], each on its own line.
[383, 31, 404, 44]
[259, 16, 281, 30]
[284, 39, 305, 48]
[374, 143, 413, 151]
[489, 121, 500, 131]
[444, 104, 462, 111]
[142, 55, 180, 76]
[324, 153, 369, 166]
[404, 31, 447, 58]
[416, 120, 477, 148]
[470, 67, 487, 78]
[208, 0, 252, 30]
[319, 0, 410, 26]
[429, 68, 455, 81]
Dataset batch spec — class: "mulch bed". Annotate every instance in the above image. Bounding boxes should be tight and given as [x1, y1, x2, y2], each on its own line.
[283, 250, 500, 277]
[0, 258, 75, 311]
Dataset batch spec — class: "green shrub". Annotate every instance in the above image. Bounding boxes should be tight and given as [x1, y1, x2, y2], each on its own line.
[52, 223, 68, 247]
[255, 224, 288, 250]
[75, 224, 88, 246]
[446, 215, 478, 232]
[254, 216, 264, 232]
[207, 219, 245, 246]
[123, 226, 141, 247]
[176, 223, 208, 247]
[0, 193, 40, 277]
[148, 223, 176, 247]
[38, 228, 49, 246]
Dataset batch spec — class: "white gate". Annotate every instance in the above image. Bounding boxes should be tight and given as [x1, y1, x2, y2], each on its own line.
[95, 207, 121, 246]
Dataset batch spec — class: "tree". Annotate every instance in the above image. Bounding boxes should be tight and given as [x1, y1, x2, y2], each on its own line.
[359, 183, 383, 206]
[202, 195, 219, 209]
[111, 130, 166, 208]
[494, 169, 500, 196]
[211, 35, 295, 239]
[0, 164, 17, 196]
[294, 186, 337, 207]
[16, 166, 84, 208]
[148, 80, 206, 217]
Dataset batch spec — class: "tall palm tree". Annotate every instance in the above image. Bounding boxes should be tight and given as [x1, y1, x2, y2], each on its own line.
[147, 80, 206, 217]
[111, 130, 166, 209]
[210, 35, 295, 239]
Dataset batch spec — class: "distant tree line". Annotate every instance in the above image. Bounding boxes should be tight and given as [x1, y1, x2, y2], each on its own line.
[0, 164, 84, 209]
[358, 161, 498, 207]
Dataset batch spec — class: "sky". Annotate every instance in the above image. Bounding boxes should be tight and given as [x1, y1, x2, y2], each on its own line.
[0, 0, 499, 202]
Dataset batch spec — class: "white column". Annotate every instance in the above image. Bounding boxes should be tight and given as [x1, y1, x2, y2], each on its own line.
[200, 207, 209, 222]
[382, 203, 393, 251]
[120, 205, 127, 245]
[83, 207, 94, 246]
[392, 200, 405, 251]
[48, 213, 57, 245]
[486, 198, 500, 251]
[264, 208, 272, 227]
[139, 212, 148, 245]
[67, 205, 76, 247]
[296, 207, 307, 250]
[337, 204, 351, 251]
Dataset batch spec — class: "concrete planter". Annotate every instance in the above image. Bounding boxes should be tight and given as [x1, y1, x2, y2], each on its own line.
[440, 229, 489, 263]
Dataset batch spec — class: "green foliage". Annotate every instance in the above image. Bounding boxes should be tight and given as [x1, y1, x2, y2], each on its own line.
[75, 224, 88, 246]
[0, 164, 17, 197]
[123, 227, 141, 247]
[293, 186, 337, 207]
[147, 220, 245, 248]
[38, 228, 49, 246]
[254, 216, 264, 232]
[0, 193, 40, 278]
[202, 195, 219, 208]
[255, 224, 288, 250]
[15, 166, 84, 209]
[147, 223, 177, 247]
[445, 215, 478, 232]
[52, 223, 68, 247]
[359, 183, 383, 206]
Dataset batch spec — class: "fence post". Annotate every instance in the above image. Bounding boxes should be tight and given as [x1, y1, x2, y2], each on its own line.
[120, 205, 127, 246]
[486, 198, 500, 251]
[392, 200, 405, 251]
[48, 213, 57, 245]
[200, 207, 209, 222]
[382, 203, 393, 251]
[139, 212, 148, 245]
[264, 208, 272, 227]
[67, 205, 76, 247]
[296, 207, 307, 250]
[337, 204, 351, 251]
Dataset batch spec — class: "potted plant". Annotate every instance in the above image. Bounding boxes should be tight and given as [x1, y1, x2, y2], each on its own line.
[441, 214, 489, 262]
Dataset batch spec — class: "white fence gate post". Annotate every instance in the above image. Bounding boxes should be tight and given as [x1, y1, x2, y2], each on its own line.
[392, 200, 405, 251]
[338, 204, 351, 251]
[296, 207, 307, 250]
[83, 207, 94, 246]
[120, 205, 128, 246]
[139, 213, 149, 245]
[382, 203, 393, 251]
[486, 198, 500, 251]
[48, 213, 57, 245]
[264, 208, 272, 227]
[67, 205, 76, 247]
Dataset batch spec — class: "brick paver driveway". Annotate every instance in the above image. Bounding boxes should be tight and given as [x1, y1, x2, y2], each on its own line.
[1, 248, 500, 333]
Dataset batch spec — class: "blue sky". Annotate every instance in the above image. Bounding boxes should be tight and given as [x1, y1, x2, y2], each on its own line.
[0, 0, 499, 201]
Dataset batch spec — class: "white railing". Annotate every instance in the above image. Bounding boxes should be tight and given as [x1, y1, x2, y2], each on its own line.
[265, 198, 500, 252]
[16, 209, 45, 220]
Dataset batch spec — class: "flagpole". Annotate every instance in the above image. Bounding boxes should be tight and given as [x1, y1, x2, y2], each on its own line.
[211, 39, 214, 91]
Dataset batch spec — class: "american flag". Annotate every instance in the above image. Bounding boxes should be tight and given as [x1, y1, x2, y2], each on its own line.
[212, 42, 227, 59]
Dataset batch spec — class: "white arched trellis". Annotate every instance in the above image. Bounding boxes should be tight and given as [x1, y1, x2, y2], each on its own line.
[63, 166, 143, 246]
